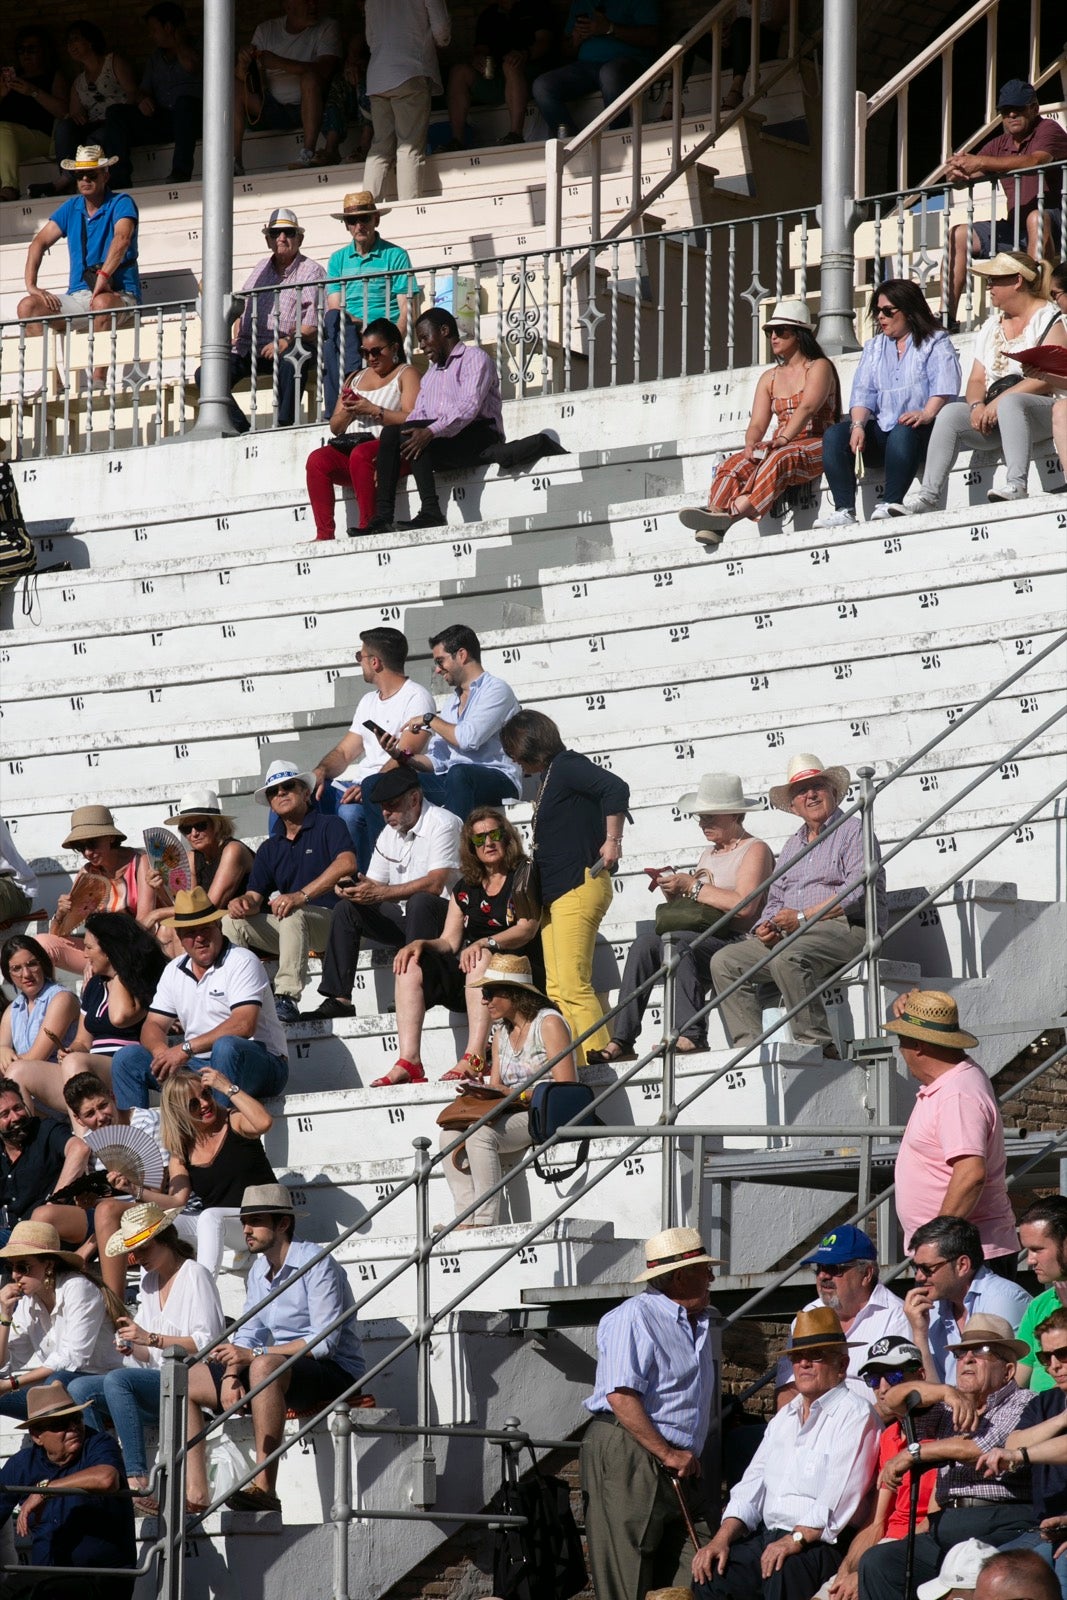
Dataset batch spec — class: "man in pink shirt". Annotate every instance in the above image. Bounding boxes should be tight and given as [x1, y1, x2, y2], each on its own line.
[889, 990, 1018, 1270]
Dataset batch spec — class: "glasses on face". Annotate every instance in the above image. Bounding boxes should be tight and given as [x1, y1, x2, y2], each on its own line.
[178, 820, 212, 835]
[77, 837, 105, 852]
[188, 1092, 215, 1109]
[913, 1258, 950, 1279]
[874, 305, 898, 319]
[1036, 1345, 1067, 1369]
[77, 171, 106, 182]
[813, 1261, 858, 1277]
[958, 1344, 1008, 1360]
[10, 959, 42, 975]
[471, 828, 504, 845]
[9, 1261, 36, 1277]
[348, 216, 375, 227]
[862, 1367, 915, 1388]
[268, 227, 298, 239]
[793, 780, 829, 796]
[267, 782, 298, 798]
[791, 1353, 835, 1366]
[361, 345, 386, 359]
[31, 1420, 83, 1437]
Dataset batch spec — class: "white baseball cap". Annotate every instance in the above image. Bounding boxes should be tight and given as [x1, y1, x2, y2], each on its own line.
[916, 1540, 999, 1600]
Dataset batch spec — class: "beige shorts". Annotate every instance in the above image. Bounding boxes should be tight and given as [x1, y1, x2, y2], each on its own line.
[52, 289, 140, 327]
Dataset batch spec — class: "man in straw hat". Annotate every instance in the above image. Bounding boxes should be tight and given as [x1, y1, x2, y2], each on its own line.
[17, 144, 141, 332]
[323, 189, 414, 412]
[184, 1182, 365, 1515]
[109, 885, 290, 1110]
[225, 758, 357, 1024]
[0, 1380, 135, 1596]
[693, 1306, 881, 1598]
[195, 204, 325, 434]
[889, 990, 1018, 1269]
[581, 1226, 722, 1598]
[859, 1315, 1035, 1600]
[710, 753, 886, 1058]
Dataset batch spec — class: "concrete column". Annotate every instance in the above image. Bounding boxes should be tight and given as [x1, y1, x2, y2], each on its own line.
[817, 0, 861, 355]
[192, 0, 238, 436]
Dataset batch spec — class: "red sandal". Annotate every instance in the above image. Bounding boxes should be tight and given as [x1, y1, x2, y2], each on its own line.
[370, 1058, 427, 1087]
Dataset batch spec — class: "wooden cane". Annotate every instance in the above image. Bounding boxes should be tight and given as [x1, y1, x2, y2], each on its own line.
[666, 1467, 704, 1550]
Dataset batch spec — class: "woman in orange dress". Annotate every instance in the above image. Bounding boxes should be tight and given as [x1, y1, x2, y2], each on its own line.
[37, 806, 157, 977]
[681, 298, 839, 546]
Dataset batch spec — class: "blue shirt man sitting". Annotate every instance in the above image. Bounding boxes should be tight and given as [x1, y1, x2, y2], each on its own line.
[17, 145, 141, 333]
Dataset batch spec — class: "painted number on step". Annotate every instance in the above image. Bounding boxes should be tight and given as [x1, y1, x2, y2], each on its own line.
[588, 635, 606, 652]
[669, 625, 689, 644]
[290, 1189, 307, 1207]
[381, 605, 400, 620]
[725, 560, 744, 576]
[641, 1083, 658, 1101]
[917, 907, 940, 927]
[297, 1116, 314, 1133]
[663, 685, 681, 702]
[970, 525, 989, 541]
[750, 674, 769, 691]
[921, 653, 941, 670]
[134, 526, 147, 541]
[375, 1184, 396, 1201]
[810, 548, 830, 566]
[440, 1256, 460, 1275]
[674, 742, 694, 760]
[882, 537, 901, 554]
[919, 774, 938, 792]
[358, 1264, 377, 1281]
[377, 551, 391, 566]
[918, 592, 939, 610]
[294, 1042, 310, 1060]
[1018, 694, 1040, 713]
[518, 1247, 538, 1265]
[108, 459, 122, 473]
[591, 753, 613, 769]
[962, 469, 982, 485]
[381, 1034, 398, 1052]
[833, 663, 852, 681]
[585, 694, 606, 711]
[766, 730, 784, 747]
[623, 1157, 645, 1176]
[502, 647, 521, 664]
[838, 603, 858, 619]
[1000, 762, 1019, 780]
[724, 1071, 745, 1090]
[754, 613, 772, 630]
[850, 719, 870, 737]
[387, 1107, 405, 1124]
[572, 582, 588, 599]
[653, 570, 673, 588]
[296, 560, 311, 575]
[945, 705, 964, 723]
[1014, 637, 1033, 655]
[1013, 578, 1033, 595]
[1014, 826, 1035, 844]
[531, 477, 550, 491]
[935, 835, 957, 853]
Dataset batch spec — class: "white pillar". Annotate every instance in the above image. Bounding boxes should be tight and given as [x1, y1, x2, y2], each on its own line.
[817, 0, 861, 356]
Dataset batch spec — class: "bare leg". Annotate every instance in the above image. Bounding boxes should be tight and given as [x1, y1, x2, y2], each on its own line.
[32, 1202, 89, 1246]
[731, 493, 756, 520]
[947, 223, 982, 322]
[447, 62, 476, 142]
[461, 946, 493, 1063]
[393, 964, 426, 1065]
[93, 1196, 133, 1300]
[6, 1057, 69, 1116]
[300, 68, 324, 153]
[247, 1352, 291, 1494]
[186, 1363, 226, 1508]
[234, 71, 255, 161]
[58, 1052, 115, 1111]
[1053, 397, 1067, 477]
[502, 62, 528, 137]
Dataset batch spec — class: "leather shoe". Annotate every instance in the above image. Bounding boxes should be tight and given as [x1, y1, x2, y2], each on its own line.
[360, 516, 395, 535]
[306, 997, 355, 1019]
[397, 508, 446, 530]
[226, 1485, 281, 1513]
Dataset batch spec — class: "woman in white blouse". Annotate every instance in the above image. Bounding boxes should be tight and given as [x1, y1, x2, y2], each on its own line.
[0, 1220, 125, 1420]
[67, 1201, 225, 1509]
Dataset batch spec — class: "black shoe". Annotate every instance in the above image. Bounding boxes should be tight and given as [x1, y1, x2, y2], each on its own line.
[361, 515, 395, 534]
[397, 508, 446, 530]
[306, 997, 356, 1019]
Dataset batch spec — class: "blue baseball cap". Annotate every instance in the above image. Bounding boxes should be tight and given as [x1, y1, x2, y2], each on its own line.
[801, 1225, 878, 1267]
[997, 79, 1037, 110]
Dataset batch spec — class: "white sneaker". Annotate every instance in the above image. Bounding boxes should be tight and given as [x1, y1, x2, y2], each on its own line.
[869, 505, 895, 520]
[812, 508, 857, 529]
[988, 483, 1028, 502]
[902, 490, 938, 515]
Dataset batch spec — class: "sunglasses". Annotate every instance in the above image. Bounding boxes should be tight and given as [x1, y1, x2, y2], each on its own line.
[812, 1261, 860, 1276]
[913, 1258, 950, 1279]
[188, 1092, 215, 1108]
[267, 782, 298, 797]
[1036, 1345, 1067, 1369]
[874, 305, 899, 319]
[77, 837, 105, 851]
[178, 820, 212, 835]
[268, 227, 298, 238]
[862, 1367, 917, 1388]
[471, 828, 504, 845]
[361, 345, 386, 359]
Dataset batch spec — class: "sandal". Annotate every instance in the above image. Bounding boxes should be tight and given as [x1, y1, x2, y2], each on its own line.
[371, 1058, 427, 1087]
[675, 1038, 709, 1054]
[721, 86, 744, 110]
[586, 1043, 637, 1064]
[441, 1051, 484, 1081]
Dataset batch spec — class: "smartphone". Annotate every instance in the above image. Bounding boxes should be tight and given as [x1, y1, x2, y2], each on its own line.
[336, 874, 362, 889]
[363, 719, 388, 740]
[591, 858, 618, 878]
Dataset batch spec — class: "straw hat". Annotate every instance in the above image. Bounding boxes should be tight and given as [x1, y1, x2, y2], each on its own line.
[164, 788, 235, 828]
[16, 1381, 93, 1430]
[634, 1226, 723, 1282]
[331, 188, 389, 221]
[59, 143, 118, 172]
[239, 1182, 305, 1218]
[916, 1540, 1000, 1600]
[781, 1306, 856, 1357]
[884, 990, 978, 1050]
[768, 753, 850, 813]
[677, 772, 763, 815]
[63, 804, 126, 848]
[944, 1313, 1028, 1362]
[764, 298, 814, 331]
[0, 1219, 87, 1272]
[103, 1201, 184, 1258]
[253, 758, 317, 806]
[264, 205, 302, 234]
[971, 251, 1040, 281]
[161, 886, 227, 929]
[471, 953, 547, 998]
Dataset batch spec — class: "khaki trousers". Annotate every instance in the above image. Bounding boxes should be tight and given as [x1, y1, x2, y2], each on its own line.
[363, 76, 431, 201]
[223, 906, 333, 1001]
[710, 919, 865, 1047]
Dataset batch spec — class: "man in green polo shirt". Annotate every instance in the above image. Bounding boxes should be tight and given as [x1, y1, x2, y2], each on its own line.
[323, 188, 415, 411]
[1016, 1197, 1067, 1390]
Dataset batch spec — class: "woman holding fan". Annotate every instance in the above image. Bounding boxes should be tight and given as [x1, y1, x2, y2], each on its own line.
[37, 806, 157, 977]
[142, 790, 254, 957]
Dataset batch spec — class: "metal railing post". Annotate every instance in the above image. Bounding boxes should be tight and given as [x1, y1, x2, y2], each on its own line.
[817, 0, 861, 354]
[157, 1347, 189, 1600]
[544, 138, 564, 251]
[660, 930, 678, 1228]
[858, 765, 882, 1041]
[191, 0, 237, 437]
[411, 1135, 437, 1509]
[330, 1402, 354, 1600]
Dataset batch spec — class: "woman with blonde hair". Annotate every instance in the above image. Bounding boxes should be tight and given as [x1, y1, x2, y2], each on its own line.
[142, 790, 253, 957]
[905, 251, 1066, 511]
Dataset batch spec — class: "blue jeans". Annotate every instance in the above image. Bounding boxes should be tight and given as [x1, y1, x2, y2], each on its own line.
[0, 1369, 93, 1423]
[821, 417, 932, 510]
[338, 795, 386, 873]
[69, 1368, 160, 1478]
[999, 1530, 1067, 1598]
[111, 1035, 289, 1110]
[532, 57, 643, 135]
[363, 763, 519, 824]
[323, 308, 363, 415]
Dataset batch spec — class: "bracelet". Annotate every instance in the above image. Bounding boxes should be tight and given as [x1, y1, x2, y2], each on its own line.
[850, 420, 866, 429]
[0, 1317, 12, 1328]
[606, 834, 623, 842]
[1019, 1446, 1031, 1467]
[9, 1374, 17, 1391]
[969, 401, 983, 410]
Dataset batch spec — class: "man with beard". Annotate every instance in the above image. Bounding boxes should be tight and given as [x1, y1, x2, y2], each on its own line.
[0, 1081, 83, 1247]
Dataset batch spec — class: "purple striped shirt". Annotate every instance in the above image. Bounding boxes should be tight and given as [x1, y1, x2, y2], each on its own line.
[409, 341, 503, 440]
[765, 807, 886, 933]
[234, 252, 326, 357]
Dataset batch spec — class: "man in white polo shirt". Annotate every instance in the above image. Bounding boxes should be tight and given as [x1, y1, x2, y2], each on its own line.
[309, 768, 460, 1067]
[775, 1226, 910, 1407]
[110, 888, 290, 1109]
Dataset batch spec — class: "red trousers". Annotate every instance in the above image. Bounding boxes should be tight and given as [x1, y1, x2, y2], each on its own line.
[305, 439, 410, 538]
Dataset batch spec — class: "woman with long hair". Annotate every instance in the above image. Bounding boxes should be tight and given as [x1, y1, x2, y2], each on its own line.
[441, 955, 577, 1228]
[815, 279, 962, 524]
[500, 710, 630, 1065]
[680, 299, 839, 544]
[67, 1202, 225, 1509]
[905, 251, 1066, 511]
[0, 1220, 126, 1419]
[51, 20, 137, 191]
[142, 790, 253, 958]
[305, 317, 420, 538]
[9, 913, 167, 1115]
[0, 935, 78, 1073]
[37, 804, 157, 977]
[160, 1068, 275, 1276]
[389, 806, 542, 1084]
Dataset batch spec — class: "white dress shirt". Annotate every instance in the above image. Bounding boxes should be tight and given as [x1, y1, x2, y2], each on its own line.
[365, 0, 452, 96]
[724, 1381, 882, 1542]
[5, 1275, 122, 1376]
[367, 800, 462, 899]
[125, 1258, 225, 1370]
[775, 1282, 911, 1400]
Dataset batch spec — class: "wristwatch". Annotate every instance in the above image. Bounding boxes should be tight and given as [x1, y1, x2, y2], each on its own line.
[796, 912, 806, 926]
[252, 1345, 267, 1358]
[180, 1041, 194, 1057]
[908, 1440, 922, 1463]
[223, 1081, 241, 1098]
[790, 1529, 805, 1547]
[422, 709, 436, 728]
[486, 937, 500, 953]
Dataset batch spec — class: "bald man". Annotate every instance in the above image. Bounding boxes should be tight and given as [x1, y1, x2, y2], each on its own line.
[973, 1548, 1059, 1600]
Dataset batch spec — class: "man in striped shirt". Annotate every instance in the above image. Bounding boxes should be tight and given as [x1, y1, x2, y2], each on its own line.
[581, 1226, 721, 1599]
[710, 752, 886, 1056]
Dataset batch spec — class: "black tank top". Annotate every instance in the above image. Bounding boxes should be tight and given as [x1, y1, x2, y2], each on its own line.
[187, 1120, 275, 1210]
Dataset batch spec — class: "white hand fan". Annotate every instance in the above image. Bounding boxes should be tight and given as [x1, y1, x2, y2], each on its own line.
[83, 1123, 165, 1192]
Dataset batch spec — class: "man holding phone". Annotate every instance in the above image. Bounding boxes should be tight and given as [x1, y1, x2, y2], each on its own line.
[311, 627, 434, 871]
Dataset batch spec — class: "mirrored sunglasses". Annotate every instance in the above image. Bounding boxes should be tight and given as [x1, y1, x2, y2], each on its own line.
[471, 828, 504, 845]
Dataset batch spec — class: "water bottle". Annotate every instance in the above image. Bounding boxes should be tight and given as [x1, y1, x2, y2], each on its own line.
[483, 55, 496, 80]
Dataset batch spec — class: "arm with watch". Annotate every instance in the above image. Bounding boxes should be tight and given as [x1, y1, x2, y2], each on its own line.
[143, 1003, 266, 1083]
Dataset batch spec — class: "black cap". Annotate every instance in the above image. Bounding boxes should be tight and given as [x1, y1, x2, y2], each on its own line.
[374, 766, 422, 803]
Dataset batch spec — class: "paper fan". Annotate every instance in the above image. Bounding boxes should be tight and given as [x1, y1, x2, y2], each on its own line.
[143, 826, 193, 899]
[84, 1123, 165, 1192]
[53, 870, 109, 936]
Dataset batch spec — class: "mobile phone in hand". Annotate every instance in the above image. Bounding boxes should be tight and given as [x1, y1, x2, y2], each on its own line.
[363, 720, 388, 739]
[336, 874, 362, 889]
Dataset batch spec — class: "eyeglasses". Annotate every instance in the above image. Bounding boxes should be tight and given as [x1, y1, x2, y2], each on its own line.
[361, 345, 386, 359]
[913, 1258, 950, 1279]
[266, 782, 298, 797]
[862, 1367, 916, 1388]
[790, 1353, 836, 1365]
[188, 1092, 215, 1108]
[77, 838, 105, 852]
[874, 305, 898, 319]
[471, 828, 504, 845]
[178, 820, 212, 835]
[30, 1420, 83, 1436]
[347, 215, 375, 226]
[1036, 1345, 1067, 1369]
[268, 227, 298, 238]
[812, 1260, 860, 1276]
[958, 1344, 1009, 1359]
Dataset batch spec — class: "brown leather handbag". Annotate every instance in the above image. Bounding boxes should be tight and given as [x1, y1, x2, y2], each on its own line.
[436, 1086, 507, 1171]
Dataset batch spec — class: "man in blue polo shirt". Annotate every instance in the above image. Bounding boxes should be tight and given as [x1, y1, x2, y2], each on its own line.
[17, 144, 141, 331]
[224, 759, 356, 1023]
[904, 1215, 1031, 1384]
[322, 189, 415, 412]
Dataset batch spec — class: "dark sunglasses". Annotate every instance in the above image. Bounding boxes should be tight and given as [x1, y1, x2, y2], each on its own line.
[188, 1091, 215, 1108]
[812, 1261, 859, 1276]
[1036, 1345, 1067, 1368]
[361, 345, 386, 359]
[268, 227, 298, 239]
[266, 782, 298, 797]
[874, 305, 898, 319]
[77, 837, 105, 851]
[471, 828, 504, 845]
[178, 820, 212, 835]
[862, 1367, 916, 1388]
[913, 1258, 950, 1278]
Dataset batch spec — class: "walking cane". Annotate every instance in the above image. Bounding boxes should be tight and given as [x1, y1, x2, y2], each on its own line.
[667, 1468, 704, 1552]
[899, 1390, 925, 1600]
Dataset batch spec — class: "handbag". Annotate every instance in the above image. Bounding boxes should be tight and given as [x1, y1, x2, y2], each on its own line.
[0, 463, 36, 594]
[327, 430, 376, 456]
[526, 1081, 601, 1182]
[654, 898, 730, 936]
[436, 1086, 507, 1171]
[983, 374, 1021, 405]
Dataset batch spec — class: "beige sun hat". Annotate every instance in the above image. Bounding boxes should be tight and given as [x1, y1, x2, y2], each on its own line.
[781, 1305, 858, 1356]
[164, 788, 235, 828]
[17, 1381, 93, 1430]
[764, 297, 814, 330]
[59, 143, 119, 172]
[331, 188, 389, 221]
[471, 953, 548, 998]
[0, 1219, 88, 1273]
[634, 1226, 724, 1282]
[104, 1200, 184, 1258]
[677, 772, 764, 815]
[971, 251, 1040, 281]
[160, 886, 227, 929]
[239, 1182, 305, 1217]
[944, 1312, 1028, 1362]
[884, 989, 978, 1050]
[768, 753, 850, 813]
[62, 804, 127, 849]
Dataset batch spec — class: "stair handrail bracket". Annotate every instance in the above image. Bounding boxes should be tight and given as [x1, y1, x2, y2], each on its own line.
[544, 0, 808, 247]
